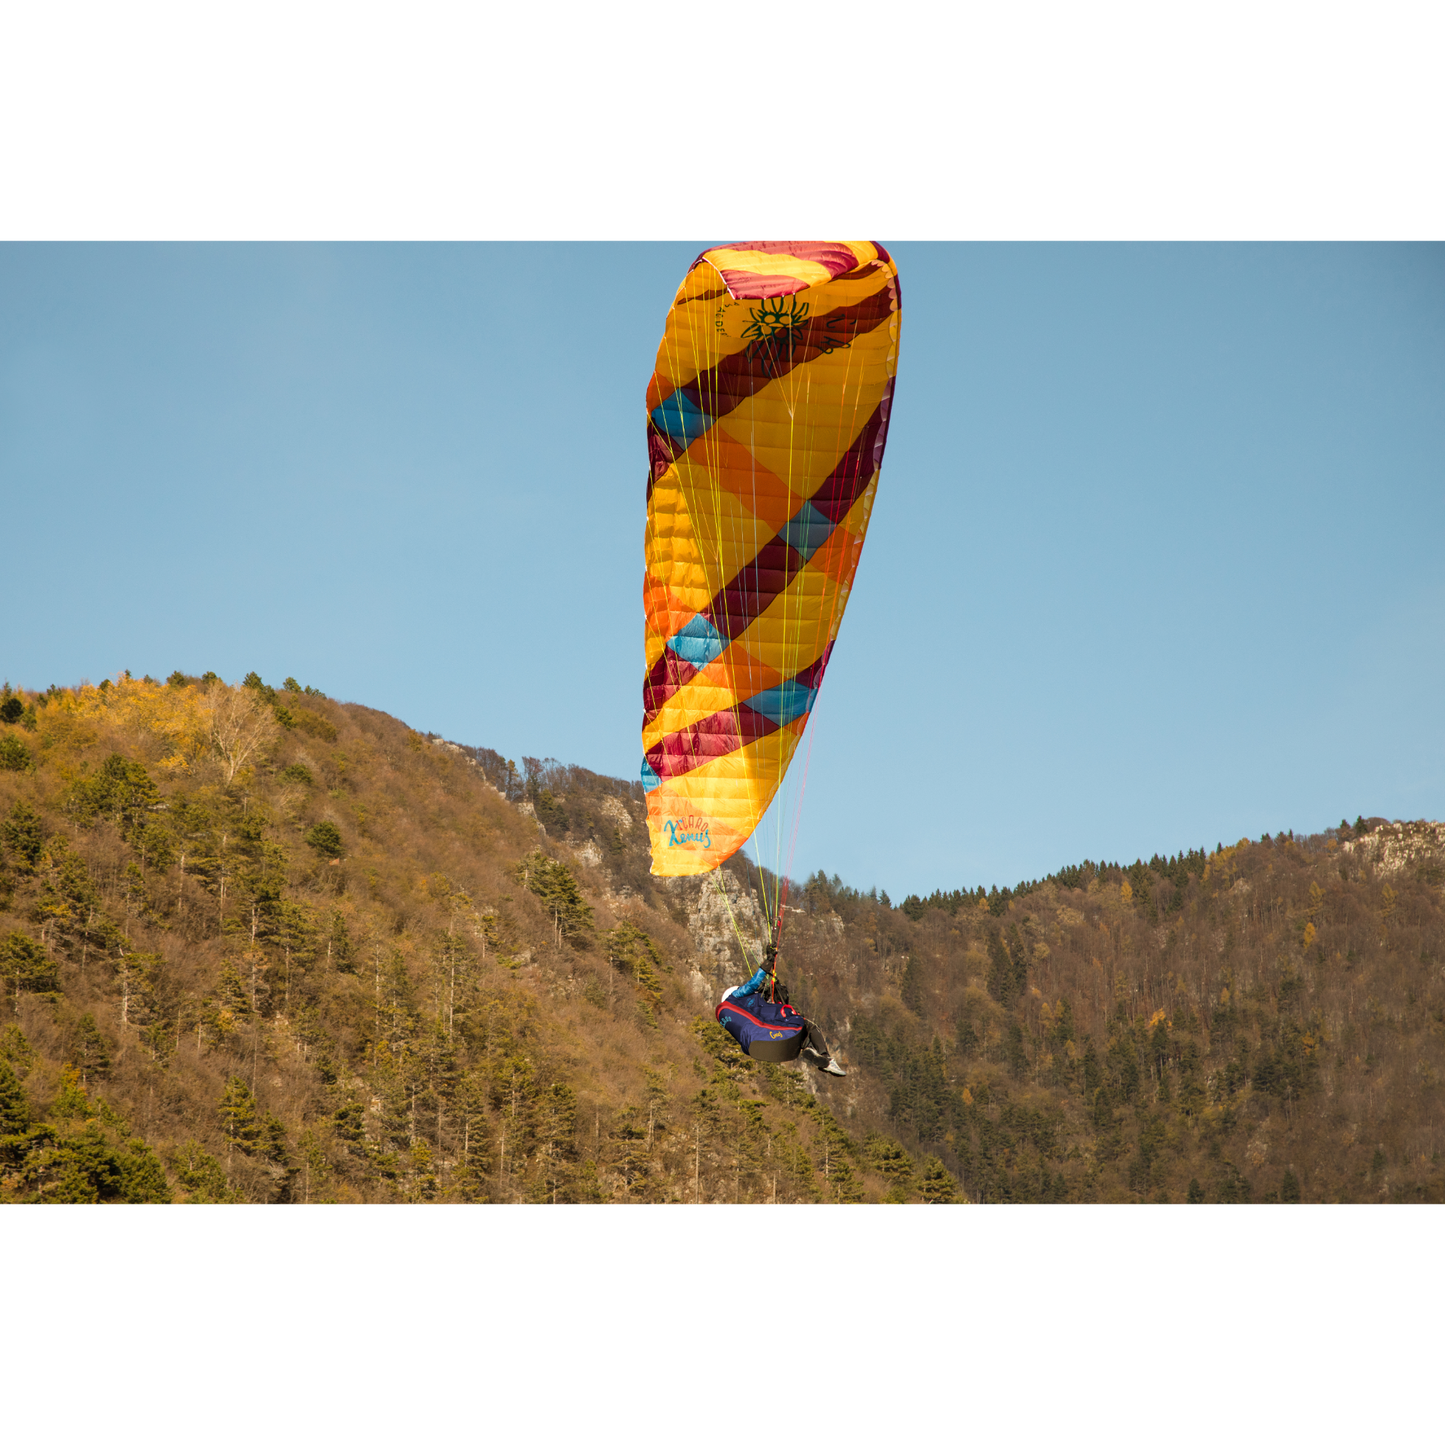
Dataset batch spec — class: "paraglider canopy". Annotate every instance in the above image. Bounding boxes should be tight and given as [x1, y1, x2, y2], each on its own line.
[640, 242, 902, 884]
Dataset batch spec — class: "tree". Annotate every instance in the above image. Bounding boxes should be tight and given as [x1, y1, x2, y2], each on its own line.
[261, 1110, 291, 1167]
[171, 1142, 242, 1202]
[1004, 1021, 1028, 1079]
[304, 821, 345, 859]
[241, 671, 276, 702]
[866, 1131, 914, 1200]
[986, 930, 1014, 1005]
[900, 956, 924, 1015]
[516, 851, 593, 946]
[0, 735, 30, 772]
[2, 932, 59, 1006]
[1281, 1167, 1301, 1203]
[1049, 996, 1076, 1050]
[0, 1057, 28, 1135]
[72, 753, 161, 833]
[207, 681, 279, 783]
[327, 911, 353, 972]
[1106, 1034, 1142, 1103]
[70, 1014, 111, 1084]
[920, 1155, 958, 1202]
[605, 921, 666, 1016]
[955, 1016, 979, 1058]
[1081, 1038, 1102, 1100]
[218, 1076, 264, 1155]
[2, 800, 44, 871]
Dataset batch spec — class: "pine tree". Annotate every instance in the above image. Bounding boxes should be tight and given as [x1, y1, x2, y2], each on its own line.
[453, 1073, 493, 1200]
[955, 1016, 979, 1057]
[218, 1076, 264, 1155]
[70, 1014, 111, 1084]
[900, 956, 924, 1015]
[304, 821, 344, 858]
[1107, 1034, 1142, 1103]
[1081, 1038, 1102, 1097]
[1004, 1021, 1028, 1079]
[605, 921, 665, 1018]
[1049, 996, 1076, 1049]
[2, 932, 59, 1003]
[816, 1109, 862, 1202]
[261, 1111, 290, 1165]
[1008, 925, 1029, 1000]
[0, 735, 31, 772]
[327, 911, 353, 972]
[920, 1155, 958, 1203]
[2, 801, 44, 872]
[866, 1132, 914, 1199]
[516, 851, 594, 945]
[173, 1141, 242, 1201]
[0, 1057, 28, 1135]
[986, 930, 1016, 1006]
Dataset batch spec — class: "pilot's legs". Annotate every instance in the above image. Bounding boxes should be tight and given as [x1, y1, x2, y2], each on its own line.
[800, 1019, 846, 1076]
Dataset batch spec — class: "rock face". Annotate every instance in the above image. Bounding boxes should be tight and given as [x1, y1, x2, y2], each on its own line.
[653, 869, 771, 1002]
[1340, 821, 1445, 881]
[597, 796, 633, 832]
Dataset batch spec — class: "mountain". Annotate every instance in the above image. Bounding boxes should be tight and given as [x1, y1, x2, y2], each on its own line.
[1, 673, 1441, 1203]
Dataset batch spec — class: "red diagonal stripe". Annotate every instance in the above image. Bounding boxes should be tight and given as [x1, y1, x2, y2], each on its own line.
[696, 388, 892, 642]
[644, 705, 778, 783]
[642, 649, 699, 725]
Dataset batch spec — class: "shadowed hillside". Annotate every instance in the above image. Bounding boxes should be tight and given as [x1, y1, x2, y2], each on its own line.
[2, 673, 1441, 1203]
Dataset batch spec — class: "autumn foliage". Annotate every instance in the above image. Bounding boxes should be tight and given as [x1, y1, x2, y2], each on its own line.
[2, 671, 1440, 1204]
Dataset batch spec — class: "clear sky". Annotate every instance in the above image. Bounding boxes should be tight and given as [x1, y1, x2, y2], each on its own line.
[3, 243, 1441, 897]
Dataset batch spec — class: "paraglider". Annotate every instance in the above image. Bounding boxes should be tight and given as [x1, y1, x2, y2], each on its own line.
[717, 943, 847, 1075]
[640, 241, 902, 1064]
[642, 241, 901, 874]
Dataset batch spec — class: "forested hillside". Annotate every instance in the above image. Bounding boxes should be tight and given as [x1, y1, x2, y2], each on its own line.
[2, 673, 1441, 1203]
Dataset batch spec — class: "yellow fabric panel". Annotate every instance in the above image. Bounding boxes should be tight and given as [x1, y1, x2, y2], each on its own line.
[647, 267, 747, 404]
[646, 722, 807, 877]
[699, 433, 800, 536]
[644, 476, 712, 613]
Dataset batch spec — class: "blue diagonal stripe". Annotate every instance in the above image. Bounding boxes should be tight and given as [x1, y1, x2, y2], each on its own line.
[667, 614, 727, 668]
[779, 500, 835, 562]
[744, 678, 819, 727]
[650, 390, 712, 450]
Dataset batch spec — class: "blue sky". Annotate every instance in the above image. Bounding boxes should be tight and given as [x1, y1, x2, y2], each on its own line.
[2, 243, 1441, 897]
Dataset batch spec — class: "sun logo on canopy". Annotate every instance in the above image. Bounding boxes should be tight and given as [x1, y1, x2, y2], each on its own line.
[742, 295, 811, 344]
[742, 296, 812, 374]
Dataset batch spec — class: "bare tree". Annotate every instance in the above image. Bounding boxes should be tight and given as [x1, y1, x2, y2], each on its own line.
[207, 681, 279, 783]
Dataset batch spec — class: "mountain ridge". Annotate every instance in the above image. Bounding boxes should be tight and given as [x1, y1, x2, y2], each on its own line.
[2, 673, 1441, 1203]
